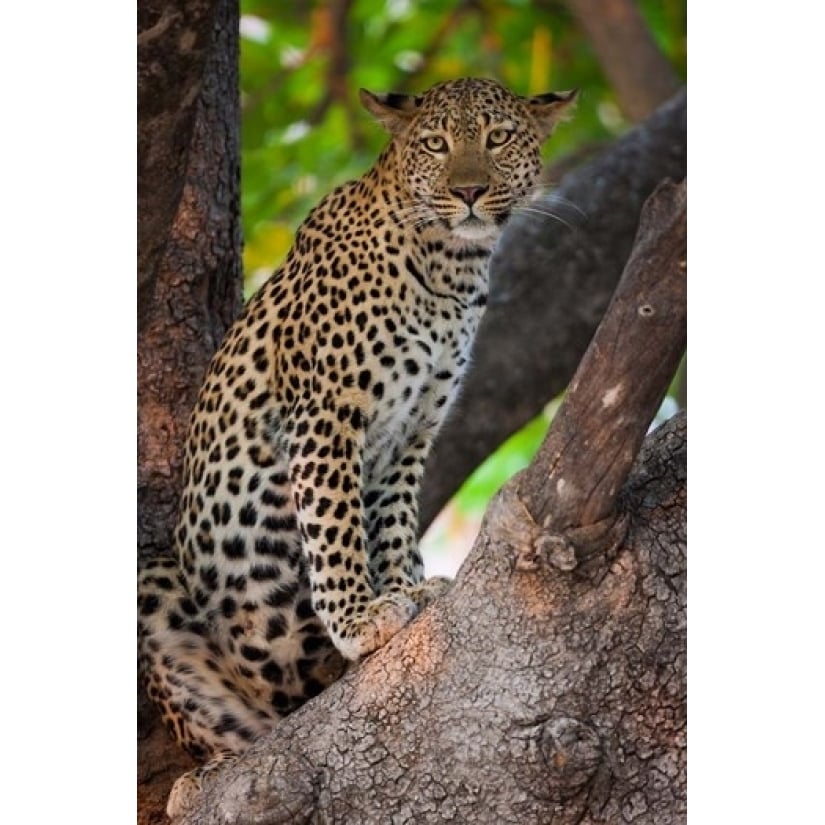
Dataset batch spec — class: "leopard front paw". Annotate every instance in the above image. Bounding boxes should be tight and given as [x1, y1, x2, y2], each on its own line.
[334, 591, 418, 660]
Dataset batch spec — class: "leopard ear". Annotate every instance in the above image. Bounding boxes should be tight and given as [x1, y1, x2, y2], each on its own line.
[359, 89, 423, 136]
[524, 89, 578, 140]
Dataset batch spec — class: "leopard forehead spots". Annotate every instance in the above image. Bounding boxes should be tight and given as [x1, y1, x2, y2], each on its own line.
[415, 79, 528, 134]
[138, 76, 575, 812]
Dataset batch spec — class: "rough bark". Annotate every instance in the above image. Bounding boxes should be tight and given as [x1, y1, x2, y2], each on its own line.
[138, 0, 216, 325]
[565, 0, 682, 122]
[138, 1, 241, 823]
[420, 89, 686, 530]
[137, 0, 242, 560]
[180, 182, 687, 825]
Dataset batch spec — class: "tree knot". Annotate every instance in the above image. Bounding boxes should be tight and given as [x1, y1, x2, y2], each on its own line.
[520, 494, 628, 578]
[486, 480, 629, 577]
[539, 716, 603, 799]
[531, 533, 577, 571]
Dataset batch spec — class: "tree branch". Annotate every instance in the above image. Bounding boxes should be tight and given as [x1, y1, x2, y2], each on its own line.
[517, 179, 686, 570]
[564, 0, 682, 121]
[395, 1, 473, 93]
[137, 0, 243, 559]
[138, 4, 244, 820]
[137, 0, 218, 329]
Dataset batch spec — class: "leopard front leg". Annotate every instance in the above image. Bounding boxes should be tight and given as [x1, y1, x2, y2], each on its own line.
[287, 402, 419, 661]
[365, 432, 452, 609]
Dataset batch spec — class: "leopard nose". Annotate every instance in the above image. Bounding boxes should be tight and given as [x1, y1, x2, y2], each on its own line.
[450, 184, 489, 206]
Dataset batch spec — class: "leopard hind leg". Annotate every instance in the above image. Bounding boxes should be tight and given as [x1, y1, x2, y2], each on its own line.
[138, 557, 278, 818]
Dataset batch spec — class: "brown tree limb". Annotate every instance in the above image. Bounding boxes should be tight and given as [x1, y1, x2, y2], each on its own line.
[138, 3, 242, 818]
[395, 1, 472, 93]
[420, 89, 686, 531]
[517, 179, 686, 571]
[305, 0, 353, 127]
[180, 183, 687, 825]
[564, 0, 682, 122]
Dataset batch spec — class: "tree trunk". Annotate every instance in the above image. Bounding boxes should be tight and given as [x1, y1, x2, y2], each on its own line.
[137, 0, 242, 560]
[420, 89, 686, 530]
[137, 0, 241, 822]
[180, 181, 686, 825]
[564, 0, 682, 122]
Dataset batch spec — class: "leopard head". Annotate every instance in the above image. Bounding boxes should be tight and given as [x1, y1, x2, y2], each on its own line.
[360, 77, 576, 244]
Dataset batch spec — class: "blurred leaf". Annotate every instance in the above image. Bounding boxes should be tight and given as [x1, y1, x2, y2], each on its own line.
[453, 395, 563, 515]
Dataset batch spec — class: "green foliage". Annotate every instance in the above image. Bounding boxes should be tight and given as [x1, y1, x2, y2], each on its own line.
[454, 396, 559, 515]
[239, 0, 686, 294]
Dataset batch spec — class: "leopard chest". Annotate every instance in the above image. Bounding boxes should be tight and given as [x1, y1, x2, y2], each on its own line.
[362, 281, 486, 478]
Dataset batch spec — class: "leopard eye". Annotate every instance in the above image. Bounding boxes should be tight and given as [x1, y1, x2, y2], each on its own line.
[486, 127, 512, 149]
[422, 135, 449, 154]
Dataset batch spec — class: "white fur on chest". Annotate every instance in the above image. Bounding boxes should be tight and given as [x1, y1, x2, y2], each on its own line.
[364, 293, 485, 481]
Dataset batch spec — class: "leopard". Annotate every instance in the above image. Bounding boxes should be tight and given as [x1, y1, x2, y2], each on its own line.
[138, 76, 576, 818]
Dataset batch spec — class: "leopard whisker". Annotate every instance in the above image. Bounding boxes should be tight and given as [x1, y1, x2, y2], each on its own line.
[526, 187, 588, 220]
[410, 216, 439, 231]
[393, 207, 436, 226]
[515, 205, 578, 232]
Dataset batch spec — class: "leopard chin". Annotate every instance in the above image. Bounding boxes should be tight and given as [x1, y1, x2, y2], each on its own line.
[451, 216, 500, 242]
